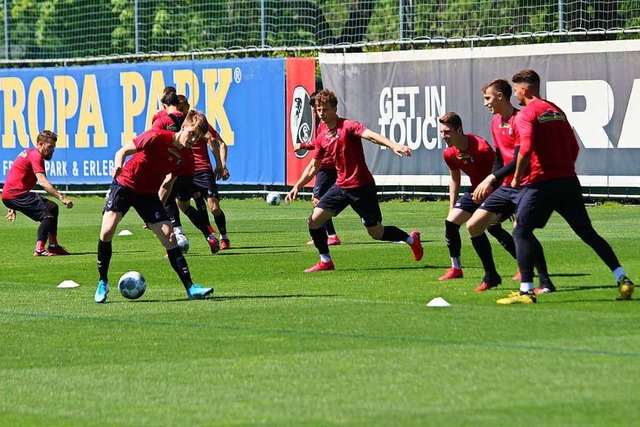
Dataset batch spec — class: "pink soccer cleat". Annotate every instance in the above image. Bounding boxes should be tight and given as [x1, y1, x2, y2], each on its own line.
[303, 260, 335, 273]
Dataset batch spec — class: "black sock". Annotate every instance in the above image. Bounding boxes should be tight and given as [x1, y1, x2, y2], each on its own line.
[470, 233, 499, 279]
[166, 246, 193, 291]
[324, 218, 337, 236]
[214, 211, 227, 235]
[38, 216, 54, 244]
[185, 206, 210, 238]
[445, 220, 461, 258]
[487, 223, 517, 258]
[97, 240, 112, 282]
[381, 226, 408, 242]
[310, 227, 329, 254]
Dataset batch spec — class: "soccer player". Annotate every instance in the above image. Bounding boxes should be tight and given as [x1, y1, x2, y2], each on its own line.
[293, 90, 341, 246]
[154, 93, 221, 254]
[183, 99, 232, 250]
[467, 79, 554, 293]
[94, 110, 214, 303]
[285, 89, 423, 272]
[437, 112, 515, 284]
[2, 130, 74, 256]
[497, 69, 634, 304]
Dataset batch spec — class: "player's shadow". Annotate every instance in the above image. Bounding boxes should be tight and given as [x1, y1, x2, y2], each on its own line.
[338, 264, 439, 272]
[188, 248, 301, 256]
[146, 293, 339, 303]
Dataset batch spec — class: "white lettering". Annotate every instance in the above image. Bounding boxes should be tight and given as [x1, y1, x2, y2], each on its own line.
[546, 80, 613, 148]
[83, 160, 115, 177]
[377, 85, 445, 150]
[3, 160, 13, 175]
[617, 78, 640, 148]
[44, 161, 68, 177]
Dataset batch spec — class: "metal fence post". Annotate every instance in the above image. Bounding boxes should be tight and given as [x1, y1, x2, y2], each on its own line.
[134, 0, 139, 54]
[558, 0, 565, 32]
[400, 0, 405, 40]
[4, 0, 8, 60]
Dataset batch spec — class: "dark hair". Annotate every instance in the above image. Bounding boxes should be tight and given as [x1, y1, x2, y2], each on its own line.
[177, 95, 190, 114]
[438, 112, 462, 130]
[161, 89, 179, 107]
[38, 130, 57, 144]
[315, 89, 338, 108]
[482, 79, 512, 99]
[512, 69, 540, 91]
[309, 90, 319, 108]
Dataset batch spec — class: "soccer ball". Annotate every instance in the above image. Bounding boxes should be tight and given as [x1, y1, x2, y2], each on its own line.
[266, 192, 282, 206]
[118, 271, 147, 300]
[176, 233, 190, 254]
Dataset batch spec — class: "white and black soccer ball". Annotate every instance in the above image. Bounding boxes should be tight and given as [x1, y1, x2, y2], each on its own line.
[118, 271, 147, 300]
[266, 192, 282, 206]
[176, 233, 190, 254]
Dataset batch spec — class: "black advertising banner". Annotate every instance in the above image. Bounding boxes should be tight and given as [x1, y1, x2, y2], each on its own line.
[320, 40, 640, 189]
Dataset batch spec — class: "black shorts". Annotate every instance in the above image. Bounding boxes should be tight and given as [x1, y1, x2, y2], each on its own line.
[192, 169, 219, 200]
[453, 192, 480, 215]
[313, 168, 337, 199]
[516, 176, 588, 230]
[170, 175, 194, 202]
[478, 185, 519, 221]
[104, 182, 169, 224]
[316, 183, 382, 227]
[2, 193, 54, 222]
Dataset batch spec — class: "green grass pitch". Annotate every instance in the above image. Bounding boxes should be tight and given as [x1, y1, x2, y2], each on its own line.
[0, 196, 638, 426]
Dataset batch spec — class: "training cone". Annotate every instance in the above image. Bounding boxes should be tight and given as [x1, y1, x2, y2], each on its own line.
[118, 229, 133, 236]
[57, 280, 80, 288]
[426, 297, 451, 307]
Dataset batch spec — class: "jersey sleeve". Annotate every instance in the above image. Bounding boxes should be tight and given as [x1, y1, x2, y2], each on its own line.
[29, 150, 46, 175]
[515, 109, 534, 157]
[443, 149, 458, 171]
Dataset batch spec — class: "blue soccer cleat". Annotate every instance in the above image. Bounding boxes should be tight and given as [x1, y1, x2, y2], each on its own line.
[94, 279, 109, 304]
[187, 284, 214, 300]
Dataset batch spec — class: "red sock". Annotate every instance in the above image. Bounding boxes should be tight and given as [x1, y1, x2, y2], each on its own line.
[36, 241, 46, 252]
[48, 234, 59, 246]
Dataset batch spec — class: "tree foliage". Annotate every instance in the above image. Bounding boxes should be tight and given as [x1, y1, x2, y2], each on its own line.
[1, 0, 639, 61]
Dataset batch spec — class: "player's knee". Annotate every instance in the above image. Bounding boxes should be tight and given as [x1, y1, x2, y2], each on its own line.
[367, 227, 383, 240]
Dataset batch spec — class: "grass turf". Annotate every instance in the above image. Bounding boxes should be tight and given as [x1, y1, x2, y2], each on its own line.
[0, 196, 638, 426]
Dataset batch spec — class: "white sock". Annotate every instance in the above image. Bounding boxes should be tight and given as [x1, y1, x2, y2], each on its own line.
[452, 258, 461, 269]
[221, 234, 229, 240]
[520, 282, 534, 293]
[320, 254, 331, 263]
[173, 226, 184, 235]
[406, 235, 414, 245]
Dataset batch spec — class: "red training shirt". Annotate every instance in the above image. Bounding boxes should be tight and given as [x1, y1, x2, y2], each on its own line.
[314, 118, 372, 188]
[443, 134, 496, 190]
[516, 98, 578, 186]
[490, 110, 519, 186]
[2, 148, 46, 199]
[116, 130, 191, 194]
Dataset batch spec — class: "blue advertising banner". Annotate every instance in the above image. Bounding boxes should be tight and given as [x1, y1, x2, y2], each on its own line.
[0, 58, 286, 185]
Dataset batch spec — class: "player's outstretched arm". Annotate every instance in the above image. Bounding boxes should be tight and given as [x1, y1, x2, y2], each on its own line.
[35, 172, 73, 208]
[285, 157, 321, 205]
[361, 129, 411, 157]
[112, 141, 137, 179]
